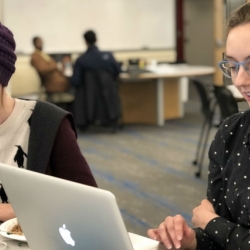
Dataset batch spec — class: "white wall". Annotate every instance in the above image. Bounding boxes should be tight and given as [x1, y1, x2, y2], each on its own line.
[2, 0, 175, 54]
[226, 0, 246, 19]
[184, 0, 213, 66]
[0, 0, 2, 22]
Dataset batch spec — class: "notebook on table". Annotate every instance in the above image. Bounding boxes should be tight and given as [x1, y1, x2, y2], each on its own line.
[0, 163, 167, 250]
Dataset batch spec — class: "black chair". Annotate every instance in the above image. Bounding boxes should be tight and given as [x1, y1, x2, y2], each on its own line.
[35, 71, 74, 112]
[191, 79, 218, 177]
[192, 80, 239, 177]
[213, 85, 239, 122]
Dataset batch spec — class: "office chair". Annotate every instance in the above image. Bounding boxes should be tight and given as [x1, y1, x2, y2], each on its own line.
[213, 85, 238, 121]
[35, 70, 74, 111]
[192, 80, 239, 177]
[191, 79, 218, 177]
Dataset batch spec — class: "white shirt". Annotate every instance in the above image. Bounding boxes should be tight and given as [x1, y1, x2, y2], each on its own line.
[0, 99, 36, 168]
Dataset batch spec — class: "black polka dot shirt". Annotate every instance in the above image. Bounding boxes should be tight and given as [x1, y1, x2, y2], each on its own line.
[195, 109, 250, 250]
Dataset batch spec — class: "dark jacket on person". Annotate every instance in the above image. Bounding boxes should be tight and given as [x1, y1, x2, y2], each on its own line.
[71, 46, 121, 127]
[71, 45, 121, 87]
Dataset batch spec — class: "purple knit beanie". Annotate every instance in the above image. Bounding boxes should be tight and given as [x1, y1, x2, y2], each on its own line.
[0, 23, 16, 86]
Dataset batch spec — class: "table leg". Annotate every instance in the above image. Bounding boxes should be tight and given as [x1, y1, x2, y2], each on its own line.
[156, 78, 165, 126]
[178, 77, 184, 117]
[163, 78, 184, 120]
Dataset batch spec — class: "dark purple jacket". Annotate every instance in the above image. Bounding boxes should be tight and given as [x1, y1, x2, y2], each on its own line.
[26, 101, 97, 187]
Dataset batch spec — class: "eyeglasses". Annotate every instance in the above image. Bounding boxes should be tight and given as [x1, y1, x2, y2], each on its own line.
[218, 60, 250, 78]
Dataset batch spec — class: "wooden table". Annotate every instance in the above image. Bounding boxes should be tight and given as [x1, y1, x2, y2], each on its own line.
[119, 64, 215, 126]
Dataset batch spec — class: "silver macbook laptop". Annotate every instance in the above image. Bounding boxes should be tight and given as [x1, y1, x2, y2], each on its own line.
[0, 163, 166, 250]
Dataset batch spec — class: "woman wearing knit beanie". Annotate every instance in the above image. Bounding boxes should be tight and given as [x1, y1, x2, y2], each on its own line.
[0, 23, 97, 221]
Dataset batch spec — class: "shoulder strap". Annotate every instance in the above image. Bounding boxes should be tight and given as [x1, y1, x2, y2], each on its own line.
[27, 101, 69, 173]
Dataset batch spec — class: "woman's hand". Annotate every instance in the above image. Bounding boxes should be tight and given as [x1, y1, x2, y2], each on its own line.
[192, 199, 219, 229]
[147, 214, 196, 250]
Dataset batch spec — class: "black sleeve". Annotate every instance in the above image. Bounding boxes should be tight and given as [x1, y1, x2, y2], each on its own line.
[207, 126, 225, 214]
[201, 122, 250, 249]
[109, 53, 121, 77]
[194, 126, 225, 250]
[71, 58, 83, 87]
[205, 217, 250, 250]
[194, 227, 222, 250]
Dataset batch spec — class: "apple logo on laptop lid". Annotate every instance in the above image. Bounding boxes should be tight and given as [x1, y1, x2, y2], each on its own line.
[59, 224, 75, 246]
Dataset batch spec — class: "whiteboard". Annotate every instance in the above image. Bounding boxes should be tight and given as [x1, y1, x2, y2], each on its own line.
[2, 0, 175, 54]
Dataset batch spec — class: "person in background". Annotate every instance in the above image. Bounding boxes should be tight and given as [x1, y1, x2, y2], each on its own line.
[70, 30, 122, 131]
[70, 30, 121, 87]
[30, 36, 70, 94]
[148, 3, 250, 250]
[0, 23, 97, 222]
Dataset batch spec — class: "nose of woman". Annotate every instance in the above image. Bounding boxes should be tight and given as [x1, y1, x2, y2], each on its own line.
[233, 66, 250, 88]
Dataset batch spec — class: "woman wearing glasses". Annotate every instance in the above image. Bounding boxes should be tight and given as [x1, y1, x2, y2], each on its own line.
[148, 3, 250, 250]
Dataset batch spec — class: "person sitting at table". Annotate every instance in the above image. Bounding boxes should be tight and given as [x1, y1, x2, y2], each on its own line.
[148, 2, 250, 249]
[71, 30, 122, 131]
[30, 36, 74, 104]
[0, 23, 97, 221]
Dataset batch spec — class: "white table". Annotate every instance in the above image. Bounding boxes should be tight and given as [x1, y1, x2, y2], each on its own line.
[119, 64, 215, 126]
[0, 232, 168, 250]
